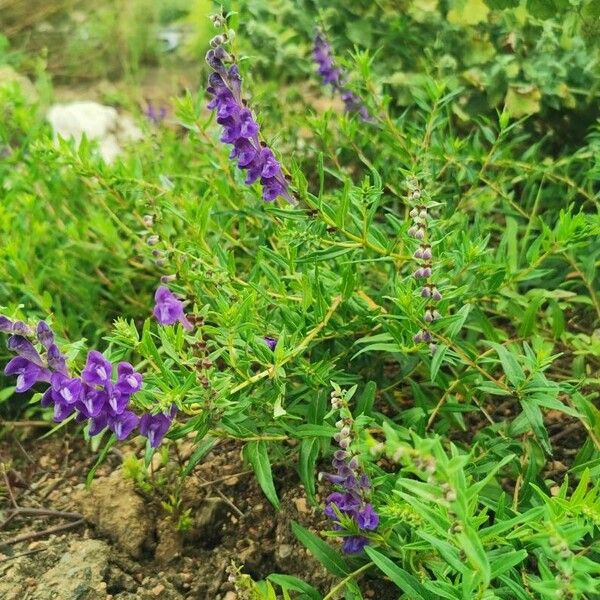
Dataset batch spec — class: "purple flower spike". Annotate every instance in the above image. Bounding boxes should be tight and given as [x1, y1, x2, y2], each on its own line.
[153, 286, 193, 331]
[4, 357, 50, 393]
[109, 410, 139, 441]
[82, 351, 113, 386]
[139, 412, 173, 448]
[313, 31, 372, 121]
[205, 33, 295, 204]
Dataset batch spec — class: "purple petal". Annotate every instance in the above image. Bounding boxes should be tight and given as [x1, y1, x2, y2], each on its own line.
[7, 335, 43, 366]
[109, 410, 139, 441]
[36, 321, 54, 348]
[81, 350, 112, 386]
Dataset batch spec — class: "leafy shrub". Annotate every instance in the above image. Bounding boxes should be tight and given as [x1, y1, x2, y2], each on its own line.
[1, 1, 600, 598]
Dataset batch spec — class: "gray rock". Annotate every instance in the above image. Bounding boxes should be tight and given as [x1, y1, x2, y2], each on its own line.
[73, 469, 153, 558]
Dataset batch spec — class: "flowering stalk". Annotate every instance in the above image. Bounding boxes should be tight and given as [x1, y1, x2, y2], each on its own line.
[205, 14, 295, 204]
[1, 315, 174, 447]
[407, 178, 442, 354]
[312, 30, 372, 122]
[321, 385, 379, 554]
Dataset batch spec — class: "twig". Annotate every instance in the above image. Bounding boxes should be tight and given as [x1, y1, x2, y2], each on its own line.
[0, 547, 48, 564]
[1, 465, 18, 508]
[211, 490, 245, 519]
[2, 507, 83, 521]
[2, 519, 85, 546]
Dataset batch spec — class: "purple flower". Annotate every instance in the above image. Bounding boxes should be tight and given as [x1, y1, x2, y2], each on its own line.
[36, 321, 54, 348]
[205, 37, 295, 205]
[115, 362, 143, 396]
[313, 31, 372, 121]
[82, 351, 113, 386]
[88, 409, 109, 436]
[109, 410, 139, 441]
[47, 344, 68, 375]
[139, 411, 174, 448]
[0, 316, 14, 333]
[145, 102, 168, 124]
[153, 286, 193, 331]
[356, 504, 379, 530]
[4, 357, 50, 392]
[50, 373, 83, 406]
[7, 335, 44, 365]
[78, 387, 108, 418]
[342, 536, 369, 554]
[263, 336, 277, 351]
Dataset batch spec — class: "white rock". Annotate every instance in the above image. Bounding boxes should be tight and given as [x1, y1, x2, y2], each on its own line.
[46, 101, 143, 163]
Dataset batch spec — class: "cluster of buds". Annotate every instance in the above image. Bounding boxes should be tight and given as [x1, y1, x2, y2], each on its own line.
[407, 178, 442, 354]
[321, 386, 379, 554]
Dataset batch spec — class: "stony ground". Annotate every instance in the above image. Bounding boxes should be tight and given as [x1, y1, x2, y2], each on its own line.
[0, 430, 398, 600]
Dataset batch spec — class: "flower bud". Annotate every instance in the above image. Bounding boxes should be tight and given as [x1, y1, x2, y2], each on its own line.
[338, 437, 350, 449]
[424, 309, 434, 323]
[146, 235, 160, 246]
[409, 207, 419, 219]
[160, 274, 177, 283]
[413, 247, 424, 260]
[431, 287, 442, 301]
[419, 208, 428, 219]
[210, 13, 226, 27]
[143, 214, 154, 227]
[421, 286, 432, 299]
[429, 343, 438, 354]
[421, 246, 432, 260]
[210, 34, 226, 48]
[413, 331, 424, 343]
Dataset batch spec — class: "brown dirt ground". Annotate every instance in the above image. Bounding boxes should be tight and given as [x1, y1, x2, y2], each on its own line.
[0, 429, 397, 600]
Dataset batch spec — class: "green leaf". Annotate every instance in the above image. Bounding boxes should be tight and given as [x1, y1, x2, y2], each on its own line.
[356, 381, 377, 415]
[244, 441, 280, 510]
[430, 345, 448, 382]
[488, 342, 525, 387]
[182, 437, 217, 477]
[365, 547, 436, 599]
[86, 434, 116, 488]
[267, 574, 321, 600]
[291, 522, 349, 577]
[299, 437, 319, 504]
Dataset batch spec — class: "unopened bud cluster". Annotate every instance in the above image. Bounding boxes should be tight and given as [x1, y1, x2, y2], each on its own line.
[322, 386, 379, 554]
[407, 178, 441, 354]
